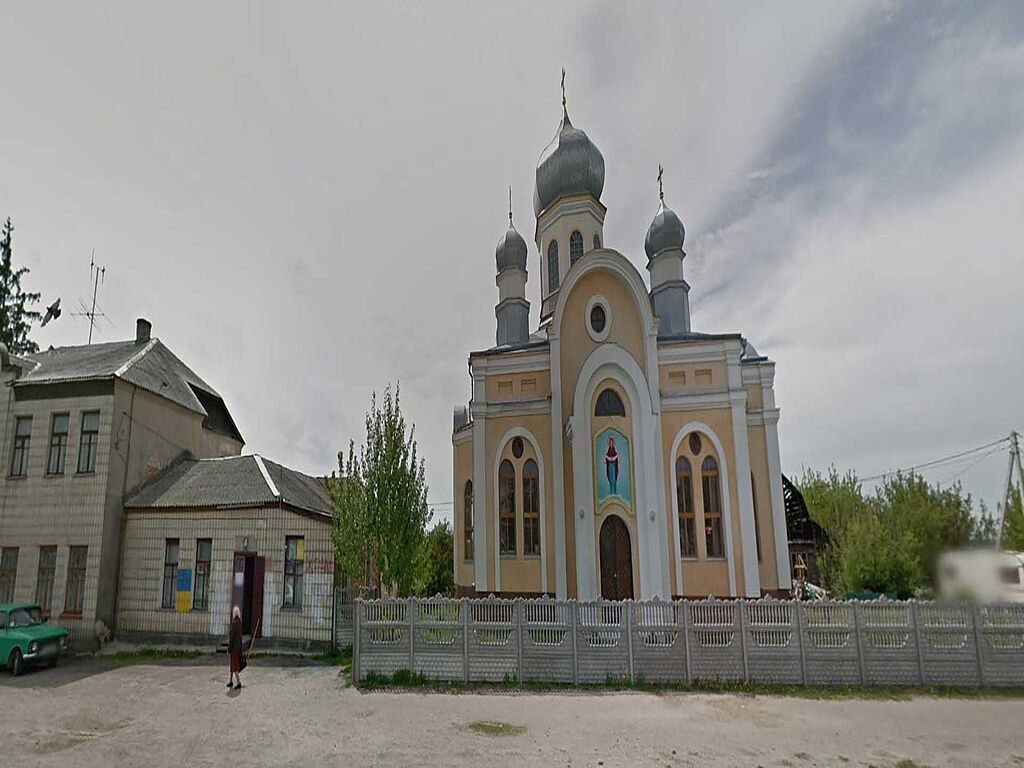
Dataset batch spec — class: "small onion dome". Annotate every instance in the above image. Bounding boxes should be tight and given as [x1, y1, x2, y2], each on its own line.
[534, 111, 605, 216]
[644, 200, 686, 260]
[495, 222, 528, 272]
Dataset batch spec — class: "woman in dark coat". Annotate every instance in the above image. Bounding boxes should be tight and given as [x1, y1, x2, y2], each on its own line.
[228, 605, 243, 689]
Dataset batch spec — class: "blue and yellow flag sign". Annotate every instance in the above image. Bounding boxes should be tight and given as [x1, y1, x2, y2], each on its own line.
[175, 568, 192, 612]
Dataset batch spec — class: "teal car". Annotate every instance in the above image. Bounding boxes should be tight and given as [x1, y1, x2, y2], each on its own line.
[0, 603, 69, 676]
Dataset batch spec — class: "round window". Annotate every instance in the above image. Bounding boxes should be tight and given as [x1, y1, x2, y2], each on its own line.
[511, 437, 524, 459]
[688, 432, 702, 456]
[590, 304, 607, 335]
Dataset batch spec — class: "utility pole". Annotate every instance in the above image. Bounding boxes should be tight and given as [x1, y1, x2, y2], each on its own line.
[995, 431, 1024, 549]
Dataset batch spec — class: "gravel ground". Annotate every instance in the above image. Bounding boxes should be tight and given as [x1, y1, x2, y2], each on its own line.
[2, 657, 1024, 767]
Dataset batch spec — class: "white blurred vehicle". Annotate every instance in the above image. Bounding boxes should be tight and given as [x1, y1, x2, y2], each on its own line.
[936, 549, 1024, 603]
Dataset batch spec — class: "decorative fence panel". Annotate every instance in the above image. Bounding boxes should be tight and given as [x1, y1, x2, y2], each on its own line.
[352, 597, 1024, 688]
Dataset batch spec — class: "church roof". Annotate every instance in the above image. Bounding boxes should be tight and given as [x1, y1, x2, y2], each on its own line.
[534, 110, 605, 216]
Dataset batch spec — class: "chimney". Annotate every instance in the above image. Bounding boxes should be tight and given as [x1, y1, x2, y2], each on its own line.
[135, 318, 152, 345]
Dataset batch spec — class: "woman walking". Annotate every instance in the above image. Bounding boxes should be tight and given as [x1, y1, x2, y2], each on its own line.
[227, 606, 243, 690]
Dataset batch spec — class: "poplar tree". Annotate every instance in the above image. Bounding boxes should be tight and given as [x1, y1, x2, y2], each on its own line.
[330, 384, 430, 596]
[0, 218, 41, 354]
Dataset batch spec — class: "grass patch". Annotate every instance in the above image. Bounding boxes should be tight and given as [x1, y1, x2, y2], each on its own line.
[894, 761, 930, 768]
[313, 645, 352, 667]
[355, 668, 1024, 700]
[466, 720, 526, 737]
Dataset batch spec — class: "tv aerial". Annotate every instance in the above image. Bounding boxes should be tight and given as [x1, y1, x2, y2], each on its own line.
[69, 251, 113, 344]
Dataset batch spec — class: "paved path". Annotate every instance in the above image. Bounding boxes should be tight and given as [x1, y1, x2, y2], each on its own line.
[2, 658, 1023, 767]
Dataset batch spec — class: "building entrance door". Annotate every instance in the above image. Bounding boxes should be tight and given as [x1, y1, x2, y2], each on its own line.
[599, 515, 633, 600]
[232, 552, 265, 637]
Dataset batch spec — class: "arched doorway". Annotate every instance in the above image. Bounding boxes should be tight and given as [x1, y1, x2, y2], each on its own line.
[599, 515, 633, 600]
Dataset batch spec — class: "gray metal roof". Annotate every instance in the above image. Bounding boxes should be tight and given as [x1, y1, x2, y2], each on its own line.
[14, 337, 241, 440]
[126, 455, 333, 517]
[645, 199, 686, 260]
[495, 222, 528, 272]
[534, 110, 605, 216]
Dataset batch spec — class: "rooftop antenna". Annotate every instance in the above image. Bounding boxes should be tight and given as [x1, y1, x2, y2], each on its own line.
[69, 251, 109, 344]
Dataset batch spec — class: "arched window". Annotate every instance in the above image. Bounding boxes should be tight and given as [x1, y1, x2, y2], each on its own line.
[750, 472, 762, 562]
[463, 480, 474, 561]
[593, 234, 601, 250]
[499, 459, 516, 556]
[702, 456, 724, 558]
[569, 230, 584, 265]
[522, 459, 540, 556]
[676, 457, 696, 557]
[547, 240, 560, 293]
[594, 388, 626, 417]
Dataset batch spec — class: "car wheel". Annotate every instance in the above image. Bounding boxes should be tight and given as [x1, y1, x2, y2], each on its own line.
[10, 648, 24, 677]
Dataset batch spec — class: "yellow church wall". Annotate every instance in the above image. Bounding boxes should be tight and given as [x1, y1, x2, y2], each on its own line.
[563, 431, 578, 598]
[485, 369, 552, 401]
[746, 423, 780, 591]
[483, 412, 554, 595]
[659, 407, 745, 597]
[453, 434, 475, 591]
[745, 384, 764, 410]
[658, 361, 730, 394]
[558, 269, 647, 415]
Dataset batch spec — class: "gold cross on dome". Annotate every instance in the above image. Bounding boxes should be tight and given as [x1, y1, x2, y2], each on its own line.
[658, 164, 664, 201]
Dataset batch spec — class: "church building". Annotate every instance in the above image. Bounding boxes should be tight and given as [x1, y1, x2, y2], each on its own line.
[452, 84, 792, 601]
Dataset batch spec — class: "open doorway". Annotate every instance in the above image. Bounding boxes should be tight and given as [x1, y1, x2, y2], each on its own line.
[232, 552, 265, 637]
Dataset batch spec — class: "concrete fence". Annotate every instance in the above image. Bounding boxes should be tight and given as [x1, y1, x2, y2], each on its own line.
[351, 597, 1024, 688]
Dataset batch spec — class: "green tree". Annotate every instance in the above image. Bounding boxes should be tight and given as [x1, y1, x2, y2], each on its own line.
[797, 467, 986, 598]
[329, 384, 430, 596]
[415, 520, 455, 597]
[0, 218, 41, 354]
[1000, 486, 1024, 551]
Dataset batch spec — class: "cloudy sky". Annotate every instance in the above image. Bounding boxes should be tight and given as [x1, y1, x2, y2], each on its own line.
[3, 1, 1023, 522]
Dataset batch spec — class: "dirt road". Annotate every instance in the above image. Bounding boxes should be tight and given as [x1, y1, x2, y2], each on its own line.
[2, 658, 1022, 767]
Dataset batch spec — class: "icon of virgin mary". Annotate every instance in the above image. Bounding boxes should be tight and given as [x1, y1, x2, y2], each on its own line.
[604, 436, 619, 495]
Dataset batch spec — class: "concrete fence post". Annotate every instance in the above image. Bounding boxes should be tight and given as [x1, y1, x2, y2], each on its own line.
[682, 600, 692, 685]
[571, 602, 579, 685]
[516, 601, 525, 685]
[853, 603, 866, 685]
[352, 599, 361, 685]
[795, 601, 807, 686]
[408, 598, 416, 673]
[972, 602, 986, 687]
[912, 602, 925, 686]
[625, 601, 635, 684]
[461, 600, 470, 685]
[738, 601, 750, 684]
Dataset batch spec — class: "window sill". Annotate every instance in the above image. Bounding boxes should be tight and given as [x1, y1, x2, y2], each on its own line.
[522, 554, 541, 560]
[191, 607, 209, 613]
[704, 557, 728, 562]
[462, 559, 474, 564]
[44, 472, 66, 478]
[75, 471, 97, 478]
[281, 605, 302, 612]
[679, 556, 699, 562]
[499, 554, 517, 560]
[60, 611, 83, 620]
[6, 474, 27, 480]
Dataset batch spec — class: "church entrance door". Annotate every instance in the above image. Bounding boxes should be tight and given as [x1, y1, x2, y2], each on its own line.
[599, 515, 633, 600]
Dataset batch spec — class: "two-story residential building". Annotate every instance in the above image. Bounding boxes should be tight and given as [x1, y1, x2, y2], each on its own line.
[0, 319, 244, 644]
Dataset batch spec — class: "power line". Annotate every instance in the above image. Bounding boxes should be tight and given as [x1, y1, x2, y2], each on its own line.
[860, 435, 1012, 483]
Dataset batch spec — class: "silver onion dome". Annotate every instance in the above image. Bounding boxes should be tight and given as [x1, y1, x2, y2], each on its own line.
[534, 111, 605, 216]
[644, 200, 686, 260]
[495, 221, 528, 272]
